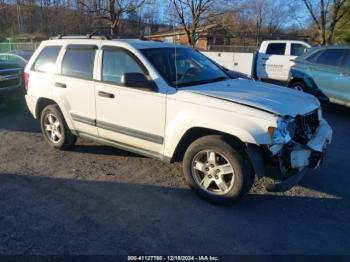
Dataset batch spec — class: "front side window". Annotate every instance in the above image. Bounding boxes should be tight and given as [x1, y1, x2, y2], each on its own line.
[306, 50, 322, 63]
[343, 50, 350, 69]
[141, 48, 228, 88]
[33, 46, 61, 72]
[62, 47, 95, 79]
[315, 49, 346, 67]
[266, 43, 286, 55]
[291, 44, 309, 56]
[102, 49, 144, 85]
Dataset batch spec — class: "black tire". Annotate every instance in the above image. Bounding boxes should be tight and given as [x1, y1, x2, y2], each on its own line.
[40, 104, 77, 149]
[183, 135, 252, 205]
[290, 81, 306, 92]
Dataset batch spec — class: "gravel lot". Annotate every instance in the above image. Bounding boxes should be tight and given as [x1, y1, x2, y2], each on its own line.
[0, 95, 349, 256]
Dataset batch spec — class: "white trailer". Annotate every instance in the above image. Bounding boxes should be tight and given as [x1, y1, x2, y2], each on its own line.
[202, 40, 311, 82]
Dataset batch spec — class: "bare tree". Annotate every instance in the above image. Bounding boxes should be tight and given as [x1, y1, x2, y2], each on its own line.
[302, 0, 350, 44]
[80, 0, 146, 37]
[171, 0, 221, 48]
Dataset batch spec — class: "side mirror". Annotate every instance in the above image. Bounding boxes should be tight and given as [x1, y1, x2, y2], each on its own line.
[122, 73, 158, 92]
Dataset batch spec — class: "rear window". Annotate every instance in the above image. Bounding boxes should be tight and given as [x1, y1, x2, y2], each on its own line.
[266, 43, 286, 55]
[61, 47, 96, 79]
[315, 49, 346, 67]
[33, 46, 61, 72]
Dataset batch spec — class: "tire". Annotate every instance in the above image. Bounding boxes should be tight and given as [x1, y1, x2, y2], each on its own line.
[40, 104, 77, 149]
[183, 135, 253, 205]
[290, 81, 306, 92]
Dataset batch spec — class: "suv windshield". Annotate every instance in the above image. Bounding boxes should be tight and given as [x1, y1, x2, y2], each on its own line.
[141, 48, 229, 88]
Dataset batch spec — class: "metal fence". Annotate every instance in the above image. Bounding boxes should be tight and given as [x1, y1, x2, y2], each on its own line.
[207, 45, 257, 53]
[0, 42, 40, 52]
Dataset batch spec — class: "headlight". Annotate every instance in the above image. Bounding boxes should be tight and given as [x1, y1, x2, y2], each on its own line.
[268, 118, 295, 144]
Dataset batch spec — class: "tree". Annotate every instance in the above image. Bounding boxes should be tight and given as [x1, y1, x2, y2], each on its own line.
[301, 0, 350, 45]
[170, 0, 221, 48]
[334, 0, 350, 43]
[80, 0, 146, 37]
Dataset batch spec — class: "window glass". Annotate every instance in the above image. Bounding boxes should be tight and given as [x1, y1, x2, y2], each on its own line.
[306, 50, 322, 62]
[62, 48, 95, 79]
[33, 46, 61, 72]
[266, 43, 286, 55]
[315, 49, 345, 67]
[141, 48, 229, 88]
[343, 51, 350, 69]
[102, 49, 144, 85]
[291, 44, 309, 56]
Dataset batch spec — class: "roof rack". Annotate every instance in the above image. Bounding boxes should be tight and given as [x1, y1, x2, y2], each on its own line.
[50, 33, 111, 40]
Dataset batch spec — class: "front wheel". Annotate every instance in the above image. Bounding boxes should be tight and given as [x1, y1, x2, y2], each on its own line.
[40, 104, 77, 149]
[183, 135, 253, 205]
[290, 81, 306, 92]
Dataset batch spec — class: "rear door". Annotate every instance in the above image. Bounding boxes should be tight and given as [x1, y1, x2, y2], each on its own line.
[53, 45, 98, 135]
[309, 48, 347, 103]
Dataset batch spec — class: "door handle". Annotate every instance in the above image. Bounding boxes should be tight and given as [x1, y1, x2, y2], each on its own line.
[98, 91, 115, 98]
[55, 82, 66, 88]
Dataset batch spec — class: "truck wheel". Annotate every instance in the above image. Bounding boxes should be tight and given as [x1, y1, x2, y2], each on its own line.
[183, 135, 252, 205]
[40, 104, 77, 149]
[290, 81, 306, 92]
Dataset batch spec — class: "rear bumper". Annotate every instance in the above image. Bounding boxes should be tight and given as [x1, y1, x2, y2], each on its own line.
[248, 119, 332, 192]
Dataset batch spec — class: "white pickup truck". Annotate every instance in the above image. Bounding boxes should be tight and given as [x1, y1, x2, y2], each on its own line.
[203, 40, 311, 83]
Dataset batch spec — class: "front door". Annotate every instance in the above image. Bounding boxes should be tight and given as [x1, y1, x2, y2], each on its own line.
[257, 42, 288, 81]
[95, 47, 166, 157]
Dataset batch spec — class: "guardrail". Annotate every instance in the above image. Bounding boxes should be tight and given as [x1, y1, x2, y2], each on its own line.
[0, 42, 40, 52]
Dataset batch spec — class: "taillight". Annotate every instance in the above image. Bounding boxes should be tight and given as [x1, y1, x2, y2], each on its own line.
[23, 72, 29, 93]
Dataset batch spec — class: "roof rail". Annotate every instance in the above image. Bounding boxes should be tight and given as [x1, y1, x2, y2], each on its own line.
[50, 33, 111, 40]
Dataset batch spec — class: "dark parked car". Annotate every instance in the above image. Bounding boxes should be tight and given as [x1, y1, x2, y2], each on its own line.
[288, 46, 350, 107]
[0, 50, 33, 95]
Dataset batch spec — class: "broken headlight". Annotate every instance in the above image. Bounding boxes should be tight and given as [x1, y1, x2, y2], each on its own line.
[268, 118, 296, 145]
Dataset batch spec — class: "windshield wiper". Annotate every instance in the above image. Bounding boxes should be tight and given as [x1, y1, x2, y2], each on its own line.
[175, 76, 229, 88]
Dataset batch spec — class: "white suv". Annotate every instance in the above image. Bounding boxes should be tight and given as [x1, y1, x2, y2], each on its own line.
[24, 36, 332, 204]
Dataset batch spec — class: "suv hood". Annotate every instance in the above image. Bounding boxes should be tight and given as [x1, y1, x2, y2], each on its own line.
[181, 79, 319, 117]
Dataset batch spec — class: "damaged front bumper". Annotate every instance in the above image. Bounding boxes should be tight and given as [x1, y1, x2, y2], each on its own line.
[248, 119, 333, 192]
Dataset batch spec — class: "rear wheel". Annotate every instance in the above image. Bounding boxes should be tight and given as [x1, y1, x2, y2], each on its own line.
[183, 135, 252, 205]
[40, 104, 77, 149]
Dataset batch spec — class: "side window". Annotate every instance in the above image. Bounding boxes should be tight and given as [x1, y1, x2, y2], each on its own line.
[266, 43, 286, 55]
[291, 44, 309, 56]
[62, 47, 96, 79]
[306, 50, 322, 63]
[343, 50, 350, 69]
[102, 49, 144, 85]
[33, 46, 61, 72]
[315, 49, 345, 67]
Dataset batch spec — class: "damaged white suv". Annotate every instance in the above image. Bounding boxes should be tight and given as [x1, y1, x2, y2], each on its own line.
[24, 36, 332, 204]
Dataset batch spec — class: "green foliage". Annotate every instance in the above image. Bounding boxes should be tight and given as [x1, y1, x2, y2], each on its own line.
[334, 0, 350, 44]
